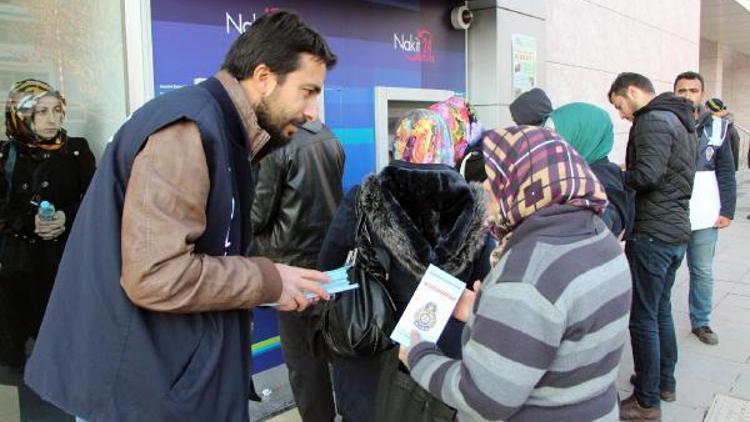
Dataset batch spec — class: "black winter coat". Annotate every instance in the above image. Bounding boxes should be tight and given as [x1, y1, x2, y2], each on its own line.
[625, 93, 697, 244]
[0, 136, 95, 366]
[251, 121, 345, 269]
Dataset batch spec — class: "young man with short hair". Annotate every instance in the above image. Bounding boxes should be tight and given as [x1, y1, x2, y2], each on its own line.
[609, 72, 697, 421]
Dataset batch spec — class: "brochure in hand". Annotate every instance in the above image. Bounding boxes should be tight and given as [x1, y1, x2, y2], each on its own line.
[390, 264, 465, 347]
[260, 266, 358, 307]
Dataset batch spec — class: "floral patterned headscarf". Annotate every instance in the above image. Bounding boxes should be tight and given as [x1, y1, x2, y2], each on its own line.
[4, 79, 67, 150]
[428, 96, 483, 164]
[393, 109, 454, 165]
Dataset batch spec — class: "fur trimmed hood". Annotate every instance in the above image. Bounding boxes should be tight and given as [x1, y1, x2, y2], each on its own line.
[358, 161, 487, 278]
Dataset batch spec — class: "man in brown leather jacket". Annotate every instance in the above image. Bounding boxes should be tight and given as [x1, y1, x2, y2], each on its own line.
[25, 11, 338, 421]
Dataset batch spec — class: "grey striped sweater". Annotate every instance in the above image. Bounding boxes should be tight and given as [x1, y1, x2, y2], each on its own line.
[407, 205, 631, 421]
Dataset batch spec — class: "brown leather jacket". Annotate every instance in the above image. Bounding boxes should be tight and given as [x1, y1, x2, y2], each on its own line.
[120, 70, 282, 312]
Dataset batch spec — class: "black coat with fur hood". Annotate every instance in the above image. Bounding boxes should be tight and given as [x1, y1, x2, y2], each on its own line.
[318, 160, 492, 357]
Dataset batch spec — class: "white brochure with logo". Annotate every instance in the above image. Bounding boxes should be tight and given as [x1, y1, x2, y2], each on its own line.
[390, 264, 465, 347]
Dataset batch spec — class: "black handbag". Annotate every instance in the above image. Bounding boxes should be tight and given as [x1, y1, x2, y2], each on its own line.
[319, 207, 397, 358]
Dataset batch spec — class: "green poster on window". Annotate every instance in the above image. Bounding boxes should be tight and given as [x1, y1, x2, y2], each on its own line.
[512, 33, 537, 99]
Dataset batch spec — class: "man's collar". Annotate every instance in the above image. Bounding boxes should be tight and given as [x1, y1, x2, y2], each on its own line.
[214, 70, 270, 160]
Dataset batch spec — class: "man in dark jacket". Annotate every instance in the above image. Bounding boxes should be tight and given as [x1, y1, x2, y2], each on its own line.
[24, 11, 335, 422]
[252, 118, 344, 421]
[674, 72, 736, 346]
[608, 72, 697, 421]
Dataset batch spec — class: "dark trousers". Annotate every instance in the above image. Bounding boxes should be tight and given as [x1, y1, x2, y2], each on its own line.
[0, 238, 64, 366]
[625, 232, 687, 408]
[277, 310, 335, 422]
[331, 352, 386, 422]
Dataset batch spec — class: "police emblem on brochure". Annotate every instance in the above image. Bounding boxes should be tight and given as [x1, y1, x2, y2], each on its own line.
[391, 265, 465, 346]
[414, 302, 438, 331]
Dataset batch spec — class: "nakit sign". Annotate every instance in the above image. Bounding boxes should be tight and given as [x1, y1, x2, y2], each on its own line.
[393, 28, 435, 63]
[225, 6, 278, 34]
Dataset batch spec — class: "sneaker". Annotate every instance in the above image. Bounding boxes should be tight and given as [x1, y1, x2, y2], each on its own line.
[619, 394, 661, 421]
[692, 326, 719, 345]
[629, 374, 676, 402]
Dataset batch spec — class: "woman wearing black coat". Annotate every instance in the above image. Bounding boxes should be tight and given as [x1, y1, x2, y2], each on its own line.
[0, 79, 96, 370]
[318, 107, 493, 422]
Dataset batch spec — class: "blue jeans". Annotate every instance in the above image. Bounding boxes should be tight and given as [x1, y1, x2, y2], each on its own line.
[687, 228, 719, 328]
[626, 232, 687, 408]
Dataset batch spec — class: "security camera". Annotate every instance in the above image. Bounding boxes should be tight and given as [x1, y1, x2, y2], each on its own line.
[450, 5, 473, 30]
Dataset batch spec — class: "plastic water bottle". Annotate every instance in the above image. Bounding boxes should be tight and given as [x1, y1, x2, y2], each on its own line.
[38, 200, 56, 221]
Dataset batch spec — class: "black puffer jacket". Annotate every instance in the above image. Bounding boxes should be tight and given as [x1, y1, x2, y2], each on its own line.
[625, 93, 697, 244]
[251, 121, 345, 269]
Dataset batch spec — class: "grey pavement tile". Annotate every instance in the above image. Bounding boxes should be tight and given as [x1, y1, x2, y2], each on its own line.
[719, 294, 750, 309]
[0, 385, 19, 422]
[710, 297, 750, 327]
[672, 280, 740, 315]
[672, 285, 691, 313]
[713, 253, 750, 269]
[266, 408, 302, 422]
[731, 283, 750, 297]
[731, 370, 750, 399]
[661, 402, 708, 422]
[664, 309, 696, 338]
[716, 252, 750, 265]
[249, 365, 296, 422]
[675, 266, 690, 286]
[678, 320, 750, 363]
[714, 264, 750, 284]
[670, 376, 732, 410]
[674, 349, 746, 387]
[711, 281, 744, 307]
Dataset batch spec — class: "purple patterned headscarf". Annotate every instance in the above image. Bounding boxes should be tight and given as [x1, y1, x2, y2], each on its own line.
[482, 126, 608, 241]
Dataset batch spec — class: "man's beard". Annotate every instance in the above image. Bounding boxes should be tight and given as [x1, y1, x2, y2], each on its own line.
[254, 95, 303, 149]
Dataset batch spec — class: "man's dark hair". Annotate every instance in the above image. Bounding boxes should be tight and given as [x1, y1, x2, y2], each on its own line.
[673, 71, 704, 92]
[222, 10, 337, 81]
[608, 72, 655, 101]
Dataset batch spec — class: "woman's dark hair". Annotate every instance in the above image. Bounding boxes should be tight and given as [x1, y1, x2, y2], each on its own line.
[222, 10, 337, 81]
[608, 72, 655, 100]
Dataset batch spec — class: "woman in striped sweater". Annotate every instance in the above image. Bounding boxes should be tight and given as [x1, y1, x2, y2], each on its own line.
[400, 126, 632, 421]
